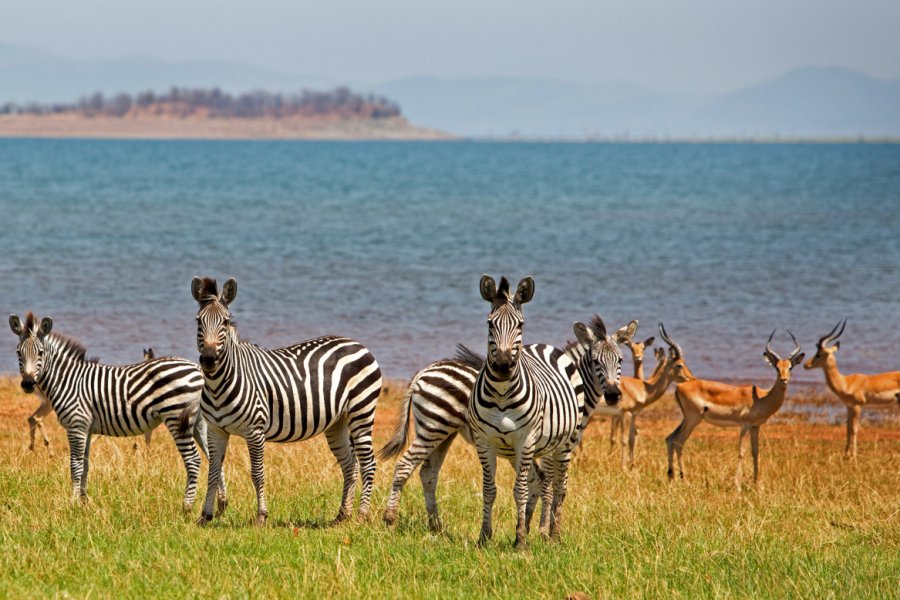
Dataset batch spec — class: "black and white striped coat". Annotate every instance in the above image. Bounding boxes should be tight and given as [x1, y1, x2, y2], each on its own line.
[379, 316, 635, 531]
[9, 313, 209, 509]
[189, 277, 383, 526]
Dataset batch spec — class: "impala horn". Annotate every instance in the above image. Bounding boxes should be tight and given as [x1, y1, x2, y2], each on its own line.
[787, 330, 802, 362]
[764, 329, 781, 363]
[658, 322, 683, 360]
[818, 319, 846, 349]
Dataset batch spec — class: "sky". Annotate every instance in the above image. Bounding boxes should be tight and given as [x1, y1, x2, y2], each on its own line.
[1, 0, 898, 94]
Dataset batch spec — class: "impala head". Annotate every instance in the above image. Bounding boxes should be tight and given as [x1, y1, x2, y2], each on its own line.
[658, 322, 696, 382]
[626, 335, 654, 369]
[480, 274, 533, 381]
[191, 276, 238, 372]
[9, 313, 53, 393]
[573, 316, 638, 406]
[763, 330, 804, 385]
[143, 347, 155, 361]
[804, 319, 845, 371]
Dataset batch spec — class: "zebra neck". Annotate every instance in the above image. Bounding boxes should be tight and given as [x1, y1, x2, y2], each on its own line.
[38, 338, 90, 408]
[482, 364, 527, 406]
[204, 330, 245, 392]
[568, 344, 603, 412]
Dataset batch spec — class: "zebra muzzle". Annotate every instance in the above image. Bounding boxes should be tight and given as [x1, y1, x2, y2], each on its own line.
[20, 377, 36, 393]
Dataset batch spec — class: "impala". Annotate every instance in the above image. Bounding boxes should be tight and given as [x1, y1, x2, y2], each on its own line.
[803, 320, 900, 459]
[666, 331, 803, 487]
[601, 323, 694, 466]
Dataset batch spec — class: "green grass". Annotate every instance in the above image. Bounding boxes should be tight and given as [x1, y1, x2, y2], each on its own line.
[0, 381, 898, 599]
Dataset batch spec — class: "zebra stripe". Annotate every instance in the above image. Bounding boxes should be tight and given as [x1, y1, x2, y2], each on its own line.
[9, 312, 209, 509]
[379, 315, 633, 531]
[190, 277, 383, 526]
[468, 275, 584, 548]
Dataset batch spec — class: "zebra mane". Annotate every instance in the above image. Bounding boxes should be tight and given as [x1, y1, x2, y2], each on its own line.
[453, 344, 485, 369]
[87, 355, 101, 363]
[48, 332, 89, 362]
[564, 339, 580, 353]
[588, 315, 608, 339]
[196, 277, 219, 302]
[23, 311, 36, 334]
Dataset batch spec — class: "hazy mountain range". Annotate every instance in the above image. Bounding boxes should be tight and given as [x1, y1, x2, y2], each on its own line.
[2, 42, 898, 138]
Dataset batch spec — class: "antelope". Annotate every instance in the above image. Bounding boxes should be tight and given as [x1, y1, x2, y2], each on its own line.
[608, 334, 657, 448]
[666, 331, 803, 487]
[600, 323, 695, 466]
[803, 320, 900, 459]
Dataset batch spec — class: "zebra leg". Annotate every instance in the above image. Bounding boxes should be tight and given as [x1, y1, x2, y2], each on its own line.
[418, 433, 457, 532]
[548, 454, 571, 541]
[246, 428, 268, 526]
[325, 419, 357, 524]
[476, 441, 497, 546]
[198, 425, 229, 525]
[164, 419, 202, 512]
[384, 432, 454, 527]
[536, 459, 556, 537]
[513, 450, 536, 549]
[524, 459, 544, 534]
[66, 427, 90, 503]
[81, 433, 93, 497]
[348, 414, 377, 521]
[190, 415, 226, 511]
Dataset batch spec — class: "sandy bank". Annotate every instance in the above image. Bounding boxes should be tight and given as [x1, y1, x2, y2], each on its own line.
[0, 114, 453, 141]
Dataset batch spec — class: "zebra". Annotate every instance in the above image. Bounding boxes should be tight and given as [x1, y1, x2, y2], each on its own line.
[380, 314, 635, 531]
[9, 313, 211, 509]
[467, 275, 585, 548]
[186, 276, 383, 526]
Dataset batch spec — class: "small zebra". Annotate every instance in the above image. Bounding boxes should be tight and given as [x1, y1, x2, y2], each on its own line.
[187, 277, 383, 526]
[380, 315, 634, 531]
[9, 313, 211, 509]
[468, 275, 584, 548]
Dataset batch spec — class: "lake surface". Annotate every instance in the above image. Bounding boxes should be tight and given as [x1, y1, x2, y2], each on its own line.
[1, 139, 898, 386]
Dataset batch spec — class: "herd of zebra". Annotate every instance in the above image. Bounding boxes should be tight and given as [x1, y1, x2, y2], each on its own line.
[9, 274, 900, 547]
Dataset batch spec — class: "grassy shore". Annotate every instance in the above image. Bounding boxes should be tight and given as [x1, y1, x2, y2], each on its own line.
[0, 375, 897, 598]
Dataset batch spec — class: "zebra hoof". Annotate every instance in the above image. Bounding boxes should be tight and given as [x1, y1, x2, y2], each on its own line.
[216, 497, 228, 517]
[427, 514, 443, 533]
[513, 536, 528, 551]
[331, 511, 351, 526]
[382, 508, 398, 527]
[477, 529, 492, 547]
[182, 502, 194, 513]
[255, 514, 267, 527]
[196, 513, 213, 526]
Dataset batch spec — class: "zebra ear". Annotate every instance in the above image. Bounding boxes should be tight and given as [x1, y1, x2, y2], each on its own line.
[221, 278, 238, 306]
[38, 317, 53, 338]
[191, 277, 204, 302]
[514, 276, 534, 305]
[9, 315, 22, 336]
[479, 275, 497, 303]
[615, 320, 639, 344]
[573, 322, 596, 346]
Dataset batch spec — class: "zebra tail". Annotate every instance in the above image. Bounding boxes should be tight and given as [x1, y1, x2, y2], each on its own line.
[378, 383, 414, 461]
[177, 404, 196, 437]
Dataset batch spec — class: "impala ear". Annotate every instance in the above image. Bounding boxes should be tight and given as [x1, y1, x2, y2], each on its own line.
[9, 315, 22, 336]
[39, 317, 53, 338]
[791, 352, 806, 367]
[832, 341, 840, 351]
[573, 322, 596, 346]
[513, 276, 535, 305]
[479, 275, 497, 303]
[751, 385, 761, 403]
[221, 278, 238, 306]
[763, 351, 777, 368]
[643, 336, 655, 348]
[616, 320, 639, 344]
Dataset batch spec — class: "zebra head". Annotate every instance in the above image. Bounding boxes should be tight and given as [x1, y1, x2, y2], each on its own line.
[479, 274, 534, 381]
[572, 316, 638, 406]
[9, 312, 53, 393]
[191, 276, 238, 372]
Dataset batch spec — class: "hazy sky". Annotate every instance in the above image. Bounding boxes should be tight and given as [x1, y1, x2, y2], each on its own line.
[2, 0, 898, 93]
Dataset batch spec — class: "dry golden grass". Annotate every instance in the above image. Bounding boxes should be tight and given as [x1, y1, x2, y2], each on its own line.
[0, 375, 898, 598]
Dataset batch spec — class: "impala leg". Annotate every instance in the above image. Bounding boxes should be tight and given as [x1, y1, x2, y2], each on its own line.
[749, 426, 761, 483]
[609, 416, 619, 450]
[418, 433, 457, 532]
[325, 419, 357, 524]
[476, 441, 497, 546]
[667, 416, 700, 480]
[846, 405, 861, 460]
[736, 425, 749, 490]
[627, 413, 638, 467]
[620, 412, 632, 469]
[29, 398, 53, 453]
[198, 426, 229, 525]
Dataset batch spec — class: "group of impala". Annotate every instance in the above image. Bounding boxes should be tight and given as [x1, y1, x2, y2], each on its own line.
[607, 319, 900, 488]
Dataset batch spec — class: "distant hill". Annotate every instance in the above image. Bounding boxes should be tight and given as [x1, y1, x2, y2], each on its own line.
[374, 67, 900, 138]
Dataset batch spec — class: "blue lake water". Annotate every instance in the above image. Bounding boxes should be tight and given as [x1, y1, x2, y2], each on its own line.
[1, 139, 898, 386]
